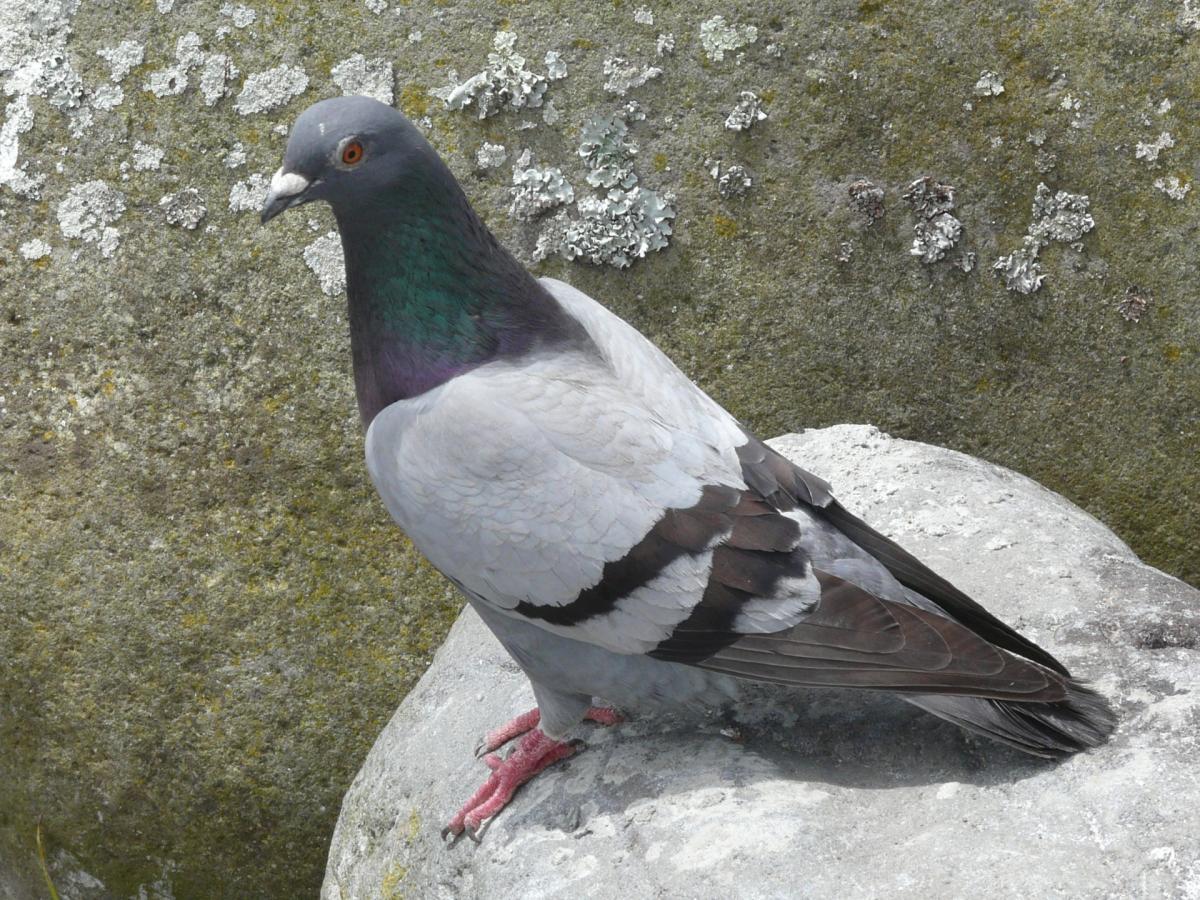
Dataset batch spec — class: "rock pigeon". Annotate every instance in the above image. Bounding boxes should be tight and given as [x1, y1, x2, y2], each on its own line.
[261, 96, 1116, 840]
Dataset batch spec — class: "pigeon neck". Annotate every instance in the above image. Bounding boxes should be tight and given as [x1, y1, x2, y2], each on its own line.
[335, 164, 572, 426]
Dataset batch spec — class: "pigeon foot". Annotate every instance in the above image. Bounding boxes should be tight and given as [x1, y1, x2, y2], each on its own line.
[443, 729, 582, 842]
[474, 705, 624, 758]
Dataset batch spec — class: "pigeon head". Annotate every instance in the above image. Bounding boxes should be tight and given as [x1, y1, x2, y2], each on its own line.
[260, 96, 433, 224]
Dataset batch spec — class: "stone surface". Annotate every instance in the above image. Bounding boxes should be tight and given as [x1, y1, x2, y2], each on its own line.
[323, 427, 1200, 900]
[2, 1, 1199, 897]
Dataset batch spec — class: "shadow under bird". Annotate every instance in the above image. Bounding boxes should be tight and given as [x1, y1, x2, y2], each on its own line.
[261, 96, 1115, 841]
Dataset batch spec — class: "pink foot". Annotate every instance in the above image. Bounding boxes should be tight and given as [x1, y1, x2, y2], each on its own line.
[447, 706, 626, 841]
[442, 729, 580, 842]
[475, 705, 625, 757]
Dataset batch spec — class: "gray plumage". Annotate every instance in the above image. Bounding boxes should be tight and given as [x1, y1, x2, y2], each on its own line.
[262, 97, 1115, 772]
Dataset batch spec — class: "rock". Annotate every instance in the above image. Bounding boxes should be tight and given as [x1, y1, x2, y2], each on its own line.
[3, 1, 1198, 896]
[323, 427, 1200, 900]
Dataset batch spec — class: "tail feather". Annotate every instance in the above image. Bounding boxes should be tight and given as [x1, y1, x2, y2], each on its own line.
[905, 679, 1116, 758]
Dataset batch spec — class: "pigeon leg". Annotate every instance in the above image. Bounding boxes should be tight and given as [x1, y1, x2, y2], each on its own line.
[443, 729, 581, 841]
[475, 705, 624, 757]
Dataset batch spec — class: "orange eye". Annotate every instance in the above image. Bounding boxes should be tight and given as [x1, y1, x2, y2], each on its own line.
[341, 140, 364, 165]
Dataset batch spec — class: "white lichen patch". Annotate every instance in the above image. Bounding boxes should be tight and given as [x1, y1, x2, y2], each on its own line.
[602, 57, 663, 96]
[97, 41, 144, 82]
[160, 188, 207, 229]
[633, 6, 654, 25]
[303, 231, 346, 296]
[234, 64, 309, 115]
[848, 179, 885, 222]
[993, 183, 1095, 293]
[542, 100, 560, 125]
[199, 53, 238, 106]
[535, 185, 675, 268]
[219, 3, 257, 28]
[509, 149, 574, 219]
[903, 177, 964, 264]
[580, 113, 638, 189]
[1027, 183, 1095, 244]
[156, 0, 175, 12]
[1154, 175, 1191, 200]
[19, 238, 51, 260]
[1135, 131, 1175, 163]
[1179, 0, 1200, 31]
[708, 160, 753, 198]
[475, 142, 507, 169]
[90, 84, 123, 111]
[0, 0, 84, 195]
[223, 143, 246, 168]
[145, 66, 188, 98]
[725, 91, 767, 131]
[656, 33, 676, 56]
[0, 96, 41, 197]
[132, 142, 165, 171]
[434, 32, 549, 118]
[993, 239, 1045, 294]
[364, 0, 386, 12]
[544, 51, 567, 81]
[331, 54, 394, 105]
[56, 180, 126, 257]
[700, 15, 758, 62]
[973, 70, 1004, 97]
[228, 172, 269, 212]
[142, 33, 237, 105]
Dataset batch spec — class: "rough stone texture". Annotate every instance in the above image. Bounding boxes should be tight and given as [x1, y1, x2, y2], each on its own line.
[2, 1, 1198, 898]
[323, 426, 1200, 900]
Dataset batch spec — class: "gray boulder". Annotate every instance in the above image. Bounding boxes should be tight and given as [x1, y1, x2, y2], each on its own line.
[323, 426, 1200, 900]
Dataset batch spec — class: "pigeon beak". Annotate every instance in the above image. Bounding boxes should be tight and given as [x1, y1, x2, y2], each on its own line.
[260, 168, 313, 224]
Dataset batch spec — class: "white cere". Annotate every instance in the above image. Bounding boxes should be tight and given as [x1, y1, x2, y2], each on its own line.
[509, 149, 574, 220]
[993, 183, 1095, 293]
[433, 32, 550, 119]
[903, 177, 964, 265]
[303, 232, 347, 297]
[160, 188, 207, 229]
[725, 91, 767, 131]
[475, 142, 508, 169]
[973, 70, 1004, 97]
[331, 54, 394, 105]
[228, 172, 270, 212]
[234, 64, 309, 115]
[699, 15, 758, 62]
[56, 180, 126, 258]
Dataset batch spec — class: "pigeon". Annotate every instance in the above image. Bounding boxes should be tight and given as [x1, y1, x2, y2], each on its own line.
[261, 96, 1116, 841]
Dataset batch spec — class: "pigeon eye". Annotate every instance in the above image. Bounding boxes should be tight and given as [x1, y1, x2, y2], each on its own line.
[341, 140, 364, 165]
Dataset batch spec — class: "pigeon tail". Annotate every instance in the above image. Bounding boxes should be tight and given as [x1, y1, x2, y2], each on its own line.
[904, 679, 1116, 758]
